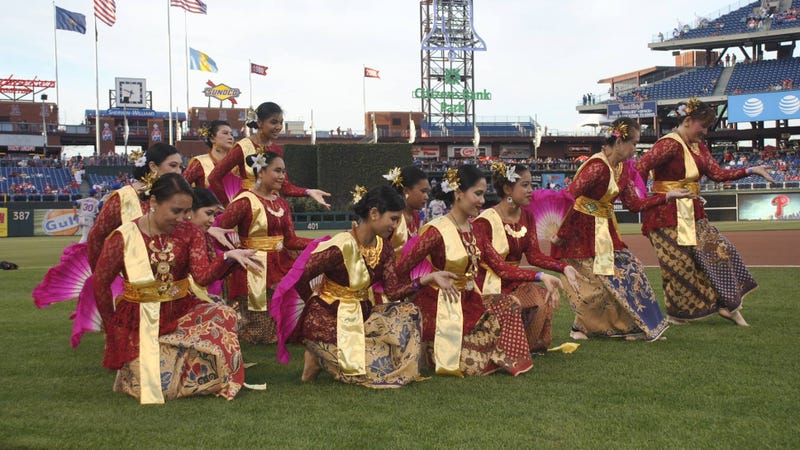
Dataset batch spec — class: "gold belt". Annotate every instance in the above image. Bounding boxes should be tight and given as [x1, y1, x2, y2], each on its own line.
[652, 180, 700, 195]
[122, 278, 190, 304]
[317, 278, 368, 304]
[574, 196, 614, 218]
[242, 236, 284, 252]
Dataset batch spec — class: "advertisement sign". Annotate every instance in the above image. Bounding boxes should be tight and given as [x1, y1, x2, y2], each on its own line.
[34, 209, 79, 236]
[607, 101, 658, 120]
[498, 145, 531, 159]
[447, 145, 490, 158]
[85, 109, 186, 120]
[567, 145, 593, 155]
[411, 145, 440, 158]
[728, 90, 800, 123]
[542, 173, 567, 190]
[203, 80, 241, 105]
[738, 193, 800, 221]
[0, 208, 7, 237]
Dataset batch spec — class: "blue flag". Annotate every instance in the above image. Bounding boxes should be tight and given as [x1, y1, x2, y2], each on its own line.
[55, 6, 86, 34]
[189, 48, 219, 72]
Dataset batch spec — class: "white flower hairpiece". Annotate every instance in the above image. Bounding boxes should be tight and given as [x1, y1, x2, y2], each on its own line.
[505, 165, 521, 183]
[134, 156, 147, 167]
[440, 180, 454, 193]
[676, 104, 688, 117]
[250, 153, 268, 172]
[382, 167, 403, 188]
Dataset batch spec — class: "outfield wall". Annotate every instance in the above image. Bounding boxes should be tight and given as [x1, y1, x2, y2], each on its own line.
[1, 190, 797, 237]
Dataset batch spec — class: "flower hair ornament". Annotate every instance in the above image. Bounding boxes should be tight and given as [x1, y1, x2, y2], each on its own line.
[351, 185, 367, 204]
[129, 149, 147, 168]
[382, 167, 404, 188]
[440, 168, 460, 193]
[491, 161, 520, 183]
[604, 122, 629, 141]
[198, 125, 211, 139]
[249, 153, 268, 173]
[141, 170, 159, 196]
[676, 97, 701, 117]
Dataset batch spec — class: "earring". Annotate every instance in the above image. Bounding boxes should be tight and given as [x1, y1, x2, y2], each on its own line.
[404, 193, 409, 200]
[506, 196, 513, 204]
[149, 206, 155, 212]
[186, 215, 192, 220]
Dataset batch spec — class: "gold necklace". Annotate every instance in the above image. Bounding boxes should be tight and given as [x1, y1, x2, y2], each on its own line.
[265, 198, 285, 218]
[446, 213, 480, 290]
[351, 227, 382, 269]
[148, 234, 175, 295]
[504, 223, 527, 239]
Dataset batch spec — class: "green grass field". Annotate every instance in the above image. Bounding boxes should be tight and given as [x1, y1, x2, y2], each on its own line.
[1, 224, 799, 449]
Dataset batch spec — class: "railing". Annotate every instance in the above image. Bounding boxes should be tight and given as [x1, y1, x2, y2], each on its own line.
[651, 0, 760, 42]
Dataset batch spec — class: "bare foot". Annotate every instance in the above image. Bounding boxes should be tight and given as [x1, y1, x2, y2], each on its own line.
[569, 330, 588, 340]
[719, 309, 750, 327]
[301, 349, 321, 382]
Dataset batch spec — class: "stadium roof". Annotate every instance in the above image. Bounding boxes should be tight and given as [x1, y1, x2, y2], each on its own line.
[649, 29, 800, 51]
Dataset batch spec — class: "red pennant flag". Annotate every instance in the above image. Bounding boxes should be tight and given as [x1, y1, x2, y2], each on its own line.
[250, 63, 268, 76]
[364, 67, 380, 79]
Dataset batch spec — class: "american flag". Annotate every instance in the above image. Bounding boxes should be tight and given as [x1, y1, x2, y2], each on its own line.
[170, 0, 207, 14]
[94, 0, 116, 27]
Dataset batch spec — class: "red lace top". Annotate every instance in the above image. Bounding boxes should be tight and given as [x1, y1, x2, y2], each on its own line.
[87, 189, 148, 270]
[94, 221, 233, 370]
[552, 159, 666, 259]
[182, 152, 218, 188]
[635, 137, 748, 235]
[396, 225, 541, 341]
[215, 193, 311, 297]
[473, 207, 567, 294]
[207, 142, 307, 206]
[295, 235, 415, 343]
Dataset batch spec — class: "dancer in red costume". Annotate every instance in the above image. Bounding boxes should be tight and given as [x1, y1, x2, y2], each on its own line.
[207, 102, 330, 208]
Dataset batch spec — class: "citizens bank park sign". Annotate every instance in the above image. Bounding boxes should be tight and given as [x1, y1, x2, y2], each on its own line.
[412, 68, 492, 113]
[203, 80, 241, 105]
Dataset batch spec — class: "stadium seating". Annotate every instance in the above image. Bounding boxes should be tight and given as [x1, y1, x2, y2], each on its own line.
[667, 2, 762, 40]
[725, 57, 800, 94]
[619, 66, 724, 101]
[0, 167, 80, 199]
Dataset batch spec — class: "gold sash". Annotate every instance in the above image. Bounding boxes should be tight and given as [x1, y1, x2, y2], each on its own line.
[313, 232, 373, 376]
[233, 191, 273, 311]
[116, 221, 173, 404]
[122, 278, 190, 304]
[572, 153, 619, 275]
[189, 153, 215, 186]
[476, 209, 508, 295]
[242, 235, 284, 252]
[237, 138, 258, 190]
[419, 217, 472, 377]
[116, 185, 144, 223]
[652, 132, 701, 246]
[188, 276, 214, 303]
[390, 213, 410, 260]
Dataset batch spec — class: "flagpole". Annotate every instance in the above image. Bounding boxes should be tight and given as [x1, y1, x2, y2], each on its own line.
[362, 64, 366, 133]
[94, 15, 100, 157]
[52, 0, 60, 106]
[167, 0, 174, 146]
[248, 59, 253, 108]
[183, 9, 190, 134]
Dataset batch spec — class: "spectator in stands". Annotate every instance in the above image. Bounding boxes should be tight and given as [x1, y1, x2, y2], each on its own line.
[635, 98, 775, 328]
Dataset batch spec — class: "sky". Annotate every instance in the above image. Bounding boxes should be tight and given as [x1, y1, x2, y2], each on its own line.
[3, 0, 750, 134]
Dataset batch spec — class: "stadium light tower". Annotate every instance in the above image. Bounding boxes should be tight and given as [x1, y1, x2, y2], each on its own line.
[419, 0, 486, 129]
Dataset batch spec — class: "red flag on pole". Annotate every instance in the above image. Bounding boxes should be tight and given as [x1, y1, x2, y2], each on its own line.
[250, 63, 268, 76]
[94, 0, 116, 26]
[364, 67, 380, 79]
[170, 0, 207, 14]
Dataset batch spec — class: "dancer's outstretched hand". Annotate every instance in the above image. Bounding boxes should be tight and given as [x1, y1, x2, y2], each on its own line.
[307, 189, 332, 210]
[541, 273, 563, 308]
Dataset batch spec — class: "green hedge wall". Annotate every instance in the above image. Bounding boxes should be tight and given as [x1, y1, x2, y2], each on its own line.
[316, 143, 413, 211]
[282, 144, 318, 190]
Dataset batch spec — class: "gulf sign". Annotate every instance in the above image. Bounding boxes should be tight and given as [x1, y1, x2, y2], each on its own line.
[728, 90, 800, 123]
[34, 209, 78, 236]
[203, 80, 241, 105]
